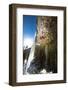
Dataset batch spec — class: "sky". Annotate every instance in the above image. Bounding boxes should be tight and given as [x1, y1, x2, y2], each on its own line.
[23, 15, 37, 48]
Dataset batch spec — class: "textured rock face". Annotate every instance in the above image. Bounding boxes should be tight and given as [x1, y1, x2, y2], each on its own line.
[26, 16, 57, 74]
[36, 16, 57, 47]
[37, 16, 57, 72]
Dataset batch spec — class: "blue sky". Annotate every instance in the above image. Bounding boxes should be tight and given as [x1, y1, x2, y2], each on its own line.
[23, 15, 37, 39]
[23, 15, 37, 48]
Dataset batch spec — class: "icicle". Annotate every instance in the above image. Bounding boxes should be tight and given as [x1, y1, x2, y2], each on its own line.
[25, 32, 37, 74]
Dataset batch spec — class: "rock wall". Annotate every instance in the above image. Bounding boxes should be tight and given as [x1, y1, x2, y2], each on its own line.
[36, 16, 57, 73]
